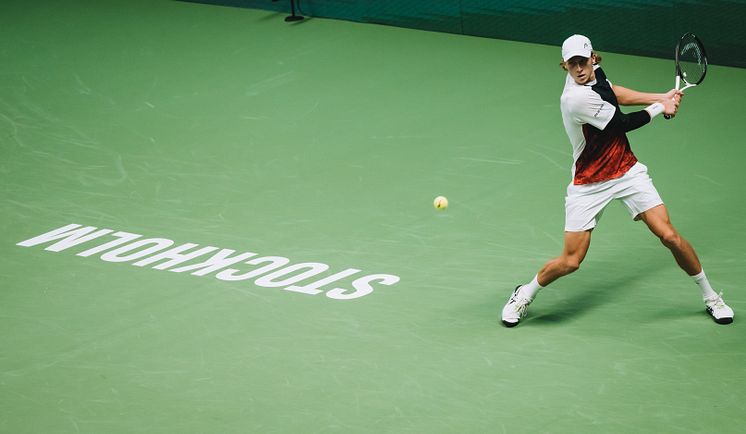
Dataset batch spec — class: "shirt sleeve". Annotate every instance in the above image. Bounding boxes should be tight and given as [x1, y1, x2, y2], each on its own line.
[606, 108, 651, 133]
[567, 88, 616, 130]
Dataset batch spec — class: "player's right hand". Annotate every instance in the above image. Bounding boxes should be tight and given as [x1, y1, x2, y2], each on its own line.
[662, 95, 679, 116]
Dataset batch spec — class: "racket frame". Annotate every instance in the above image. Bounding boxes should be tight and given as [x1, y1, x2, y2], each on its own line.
[674, 32, 708, 92]
[664, 32, 707, 119]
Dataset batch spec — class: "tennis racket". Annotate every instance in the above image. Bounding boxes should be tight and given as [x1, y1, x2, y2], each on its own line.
[664, 32, 708, 119]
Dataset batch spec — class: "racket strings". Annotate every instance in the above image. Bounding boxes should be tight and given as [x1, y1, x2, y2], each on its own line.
[678, 35, 706, 84]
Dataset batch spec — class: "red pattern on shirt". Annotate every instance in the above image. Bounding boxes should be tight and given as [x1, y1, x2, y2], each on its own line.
[574, 124, 638, 185]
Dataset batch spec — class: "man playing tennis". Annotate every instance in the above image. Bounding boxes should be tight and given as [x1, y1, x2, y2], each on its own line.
[501, 34, 734, 327]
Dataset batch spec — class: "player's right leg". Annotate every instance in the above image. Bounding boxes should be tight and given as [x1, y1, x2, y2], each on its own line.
[536, 230, 593, 286]
[501, 230, 592, 327]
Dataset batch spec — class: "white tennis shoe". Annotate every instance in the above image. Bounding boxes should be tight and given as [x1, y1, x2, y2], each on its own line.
[502, 285, 533, 327]
[705, 292, 734, 325]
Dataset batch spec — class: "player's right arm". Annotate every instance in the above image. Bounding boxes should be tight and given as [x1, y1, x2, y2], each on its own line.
[566, 88, 675, 133]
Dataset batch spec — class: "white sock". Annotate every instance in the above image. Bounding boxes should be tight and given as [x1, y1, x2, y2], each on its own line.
[520, 275, 543, 300]
[692, 270, 718, 300]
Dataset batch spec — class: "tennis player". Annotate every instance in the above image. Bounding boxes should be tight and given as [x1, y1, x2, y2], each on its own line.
[501, 34, 734, 327]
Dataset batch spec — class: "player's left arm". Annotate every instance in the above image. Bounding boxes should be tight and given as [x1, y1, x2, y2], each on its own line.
[612, 85, 681, 106]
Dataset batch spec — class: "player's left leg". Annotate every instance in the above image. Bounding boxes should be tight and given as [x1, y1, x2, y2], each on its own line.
[637, 204, 700, 274]
[638, 204, 734, 324]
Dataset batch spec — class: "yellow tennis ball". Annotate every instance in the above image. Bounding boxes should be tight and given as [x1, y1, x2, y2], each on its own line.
[433, 196, 448, 210]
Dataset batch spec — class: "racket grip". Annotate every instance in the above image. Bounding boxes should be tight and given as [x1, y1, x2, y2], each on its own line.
[665, 76, 681, 120]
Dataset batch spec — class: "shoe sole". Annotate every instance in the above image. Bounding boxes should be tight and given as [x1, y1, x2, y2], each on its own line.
[712, 316, 734, 325]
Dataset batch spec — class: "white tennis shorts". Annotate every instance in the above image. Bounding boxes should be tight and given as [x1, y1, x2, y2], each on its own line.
[565, 162, 663, 232]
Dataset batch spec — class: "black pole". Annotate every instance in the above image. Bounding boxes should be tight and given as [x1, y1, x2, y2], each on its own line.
[285, 0, 304, 22]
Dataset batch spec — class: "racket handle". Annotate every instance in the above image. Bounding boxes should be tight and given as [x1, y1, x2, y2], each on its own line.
[665, 76, 682, 120]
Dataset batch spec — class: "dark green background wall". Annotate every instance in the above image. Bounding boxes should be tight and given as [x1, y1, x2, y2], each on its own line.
[184, 0, 746, 68]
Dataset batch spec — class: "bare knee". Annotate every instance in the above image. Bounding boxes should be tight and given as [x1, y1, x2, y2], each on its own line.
[562, 257, 581, 274]
[659, 230, 682, 249]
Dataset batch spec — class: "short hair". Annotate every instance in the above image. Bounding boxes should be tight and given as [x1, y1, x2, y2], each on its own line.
[559, 52, 602, 71]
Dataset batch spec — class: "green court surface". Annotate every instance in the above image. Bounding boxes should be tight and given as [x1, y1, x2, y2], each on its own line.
[2, 1, 746, 433]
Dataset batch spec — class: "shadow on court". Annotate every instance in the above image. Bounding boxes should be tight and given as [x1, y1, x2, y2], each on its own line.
[511, 258, 670, 326]
[637, 307, 711, 323]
